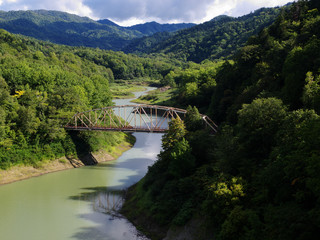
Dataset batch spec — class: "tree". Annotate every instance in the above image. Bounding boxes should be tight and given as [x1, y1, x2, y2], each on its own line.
[302, 72, 320, 113]
[184, 105, 202, 131]
[183, 82, 199, 103]
[168, 138, 195, 178]
[238, 98, 287, 134]
[162, 117, 186, 151]
[236, 98, 287, 177]
[16, 106, 41, 136]
[161, 71, 176, 87]
[0, 107, 7, 142]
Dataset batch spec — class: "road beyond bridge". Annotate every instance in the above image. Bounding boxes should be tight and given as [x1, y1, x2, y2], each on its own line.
[64, 104, 218, 133]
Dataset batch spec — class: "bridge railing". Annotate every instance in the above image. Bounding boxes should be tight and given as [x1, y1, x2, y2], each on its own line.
[64, 105, 218, 133]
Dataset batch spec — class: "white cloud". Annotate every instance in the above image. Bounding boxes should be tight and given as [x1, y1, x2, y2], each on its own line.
[88, 0, 294, 25]
[201, 0, 295, 23]
[85, 0, 218, 24]
[54, 0, 94, 18]
[202, 0, 237, 23]
[0, 0, 17, 6]
[0, 0, 96, 18]
[0, 0, 294, 25]
[113, 17, 148, 27]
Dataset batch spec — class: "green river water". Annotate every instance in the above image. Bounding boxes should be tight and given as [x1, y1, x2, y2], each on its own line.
[0, 87, 161, 240]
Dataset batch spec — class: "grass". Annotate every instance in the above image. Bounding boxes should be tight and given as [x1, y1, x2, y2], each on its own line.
[131, 88, 176, 105]
[110, 78, 161, 99]
[110, 84, 146, 99]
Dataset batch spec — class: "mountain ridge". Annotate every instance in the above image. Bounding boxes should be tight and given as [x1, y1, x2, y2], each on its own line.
[126, 21, 196, 35]
[124, 7, 285, 62]
[0, 10, 194, 51]
[0, 7, 286, 62]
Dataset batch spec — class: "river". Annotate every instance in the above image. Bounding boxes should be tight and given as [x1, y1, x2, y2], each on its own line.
[0, 87, 161, 240]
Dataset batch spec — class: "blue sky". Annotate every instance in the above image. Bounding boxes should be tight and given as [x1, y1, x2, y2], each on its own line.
[0, 0, 294, 26]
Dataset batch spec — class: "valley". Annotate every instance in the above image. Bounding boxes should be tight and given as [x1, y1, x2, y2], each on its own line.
[0, 1, 320, 239]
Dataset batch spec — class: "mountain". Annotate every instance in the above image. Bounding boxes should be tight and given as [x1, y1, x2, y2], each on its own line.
[0, 8, 284, 62]
[0, 9, 95, 24]
[125, 7, 284, 62]
[0, 10, 141, 50]
[0, 10, 194, 51]
[122, 31, 174, 54]
[97, 19, 120, 27]
[126, 21, 196, 35]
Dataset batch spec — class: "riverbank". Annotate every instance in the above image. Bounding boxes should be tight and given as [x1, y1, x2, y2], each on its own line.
[0, 83, 152, 186]
[121, 183, 169, 240]
[0, 135, 135, 185]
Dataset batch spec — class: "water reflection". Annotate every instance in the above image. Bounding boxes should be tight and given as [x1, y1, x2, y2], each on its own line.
[69, 187, 124, 217]
[69, 186, 149, 240]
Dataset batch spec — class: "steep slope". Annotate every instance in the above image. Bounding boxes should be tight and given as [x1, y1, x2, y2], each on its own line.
[0, 28, 115, 168]
[122, 31, 174, 54]
[126, 7, 284, 62]
[0, 28, 183, 169]
[0, 10, 195, 51]
[122, 1, 320, 240]
[0, 10, 141, 50]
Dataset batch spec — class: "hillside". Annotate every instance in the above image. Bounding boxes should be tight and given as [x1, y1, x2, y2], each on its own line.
[122, 1, 320, 239]
[126, 21, 195, 35]
[0, 10, 137, 50]
[122, 31, 174, 54]
[0, 28, 183, 169]
[125, 7, 284, 62]
[0, 10, 194, 51]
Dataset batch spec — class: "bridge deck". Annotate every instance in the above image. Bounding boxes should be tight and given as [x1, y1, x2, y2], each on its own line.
[64, 126, 167, 133]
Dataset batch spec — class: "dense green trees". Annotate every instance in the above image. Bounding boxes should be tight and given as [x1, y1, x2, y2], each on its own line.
[123, 1, 320, 239]
[126, 98, 320, 239]
[203, 0, 320, 123]
[0, 30, 112, 168]
[0, 10, 194, 51]
[211, 100, 320, 240]
[128, 7, 283, 62]
[73, 48, 181, 80]
[0, 0, 319, 238]
[303, 72, 320, 112]
[160, 61, 220, 109]
[0, 29, 181, 169]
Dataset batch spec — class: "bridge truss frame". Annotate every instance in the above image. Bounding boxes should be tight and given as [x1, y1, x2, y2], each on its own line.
[64, 104, 218, 133]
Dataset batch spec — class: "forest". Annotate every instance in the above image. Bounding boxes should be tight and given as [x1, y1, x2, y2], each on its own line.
[0, 0, 319, 239]
[0, 29, 182, 169]
[0, 10, 194, 51]
[122, 0, 320, 239]
[0, 8, 282, 61]
[126, 7, 283, 62]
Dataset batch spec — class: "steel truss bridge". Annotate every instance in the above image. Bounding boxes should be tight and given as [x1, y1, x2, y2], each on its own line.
[64, 104, 218, 133]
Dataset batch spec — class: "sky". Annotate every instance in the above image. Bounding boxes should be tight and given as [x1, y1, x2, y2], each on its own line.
[0, 0, 295, 26]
